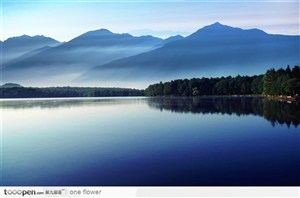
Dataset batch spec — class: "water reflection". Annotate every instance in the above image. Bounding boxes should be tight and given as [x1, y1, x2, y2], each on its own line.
[1, 96, 300, 128]
[0, 97, 147, 109]
[148, 97, 300, 128]
[2, 96, 300, 186]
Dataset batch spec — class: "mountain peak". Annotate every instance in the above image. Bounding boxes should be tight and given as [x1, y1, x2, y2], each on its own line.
[1, 83, 23, 88]
[98, 28, 113, 34]
[83, 29, 114, 37]
[187, 22, 235, 38]
[188, 22, 268, 39]
[203, 22, 233, 30]
[4, 35, 31, 42]
[4, 34, 60, 44]
[20, 34, 31, 38]
[212, 22, 222, 26]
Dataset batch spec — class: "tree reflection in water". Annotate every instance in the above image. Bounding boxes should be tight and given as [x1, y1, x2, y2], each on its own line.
[2, 97, 299, 128]
[148, 97, 300, 128]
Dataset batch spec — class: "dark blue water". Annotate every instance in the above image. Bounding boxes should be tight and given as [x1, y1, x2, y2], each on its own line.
[1, 97, 299, 186]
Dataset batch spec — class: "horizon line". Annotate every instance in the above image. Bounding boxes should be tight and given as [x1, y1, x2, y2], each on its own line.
[1, 22, 300, 42]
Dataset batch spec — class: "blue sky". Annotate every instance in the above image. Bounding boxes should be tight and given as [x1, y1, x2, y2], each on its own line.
[1, 0, 299, 41]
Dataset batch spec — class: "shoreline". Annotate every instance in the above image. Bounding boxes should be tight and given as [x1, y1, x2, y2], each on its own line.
[265, 95, 300, 102]
[1, 95, 299, 102]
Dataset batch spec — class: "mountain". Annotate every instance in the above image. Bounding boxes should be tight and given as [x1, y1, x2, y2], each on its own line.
[2, 46, 53, 68]
[77, 22, 300, 88]
[3, 23, 299, 88]
[2, 35, 61, 65]
[162, 35, 183, 44]
[2, 29, 166, 86]
[0, 83, 23, 88]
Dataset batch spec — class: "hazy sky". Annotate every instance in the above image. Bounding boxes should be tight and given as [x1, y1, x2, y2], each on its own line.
[1, 0, 299, 42]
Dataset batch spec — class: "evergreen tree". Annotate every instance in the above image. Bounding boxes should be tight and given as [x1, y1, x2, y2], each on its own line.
[263, 69, 276, 95]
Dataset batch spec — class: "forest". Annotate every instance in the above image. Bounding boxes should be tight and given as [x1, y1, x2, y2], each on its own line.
[0, 86, 144, 98]
[145, 66, 300, 97]
[1, 66, 300, 98]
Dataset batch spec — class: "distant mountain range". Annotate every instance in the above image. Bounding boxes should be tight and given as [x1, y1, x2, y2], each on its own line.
[77, 22, 300, 87]
[1, 22, 299, 88]
[2, 29, 181, 85]
[1, 35, 61, 66]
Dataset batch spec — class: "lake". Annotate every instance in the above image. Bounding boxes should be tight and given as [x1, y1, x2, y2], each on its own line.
[1, 97, 299, 186]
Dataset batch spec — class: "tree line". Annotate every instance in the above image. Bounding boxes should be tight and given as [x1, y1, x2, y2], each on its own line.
[1, 65, 299, 98]
[145, 65, 300, 97]
[0, 86, 144, 98]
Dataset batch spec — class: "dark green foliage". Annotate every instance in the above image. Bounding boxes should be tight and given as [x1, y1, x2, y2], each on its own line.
[213, 78, 230, 95]
[145, 65, 300, 97]
[282, 78, 299, 95]
[251, 75, 263, 94]
[2, 66, 299, 98]
[153, 82, 164, 96]
[263, 69, 276, 95]
[0, 87, 144, 98]
[263, 66, 300, 96]
[146, 75, 261, 96]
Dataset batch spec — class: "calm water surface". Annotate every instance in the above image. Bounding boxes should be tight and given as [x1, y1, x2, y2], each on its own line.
[1, 97, 300, 186]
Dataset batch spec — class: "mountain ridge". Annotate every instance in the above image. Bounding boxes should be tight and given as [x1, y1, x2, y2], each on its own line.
[2, 34, 61, 66]
[76, 22, 299, 88]
[2, 28, 174, 86]
[3, 34, 61, 43]
[2, 23, 299, 88]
